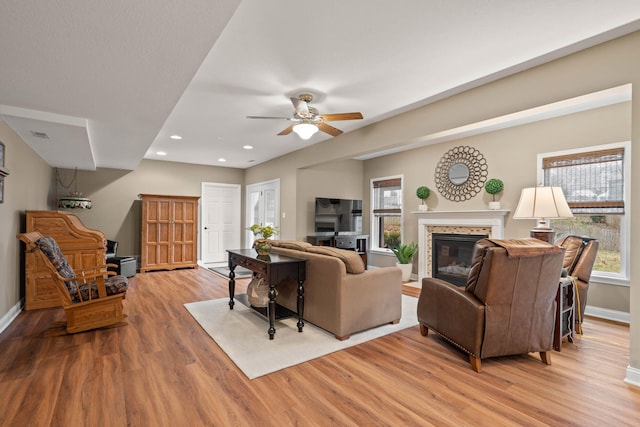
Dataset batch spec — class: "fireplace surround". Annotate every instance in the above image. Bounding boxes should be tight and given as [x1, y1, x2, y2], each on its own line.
[414, 210, 510, 282]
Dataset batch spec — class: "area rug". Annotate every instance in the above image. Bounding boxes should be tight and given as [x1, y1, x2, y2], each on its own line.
[209, 265, 253, 278]
[184, 295, 418, 379]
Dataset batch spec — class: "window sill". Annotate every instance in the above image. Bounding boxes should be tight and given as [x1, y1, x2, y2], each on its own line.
[590, 273, 630, 287]
[370, 248, 395, 256]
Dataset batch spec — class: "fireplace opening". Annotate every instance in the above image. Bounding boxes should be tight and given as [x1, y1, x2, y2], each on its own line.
[432, 233, 488, 287]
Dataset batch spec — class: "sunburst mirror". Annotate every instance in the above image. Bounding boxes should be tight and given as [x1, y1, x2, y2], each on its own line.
[435, 146, 488, 201]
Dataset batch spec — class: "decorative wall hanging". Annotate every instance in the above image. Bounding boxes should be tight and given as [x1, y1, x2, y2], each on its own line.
[434, 146, 488, 201]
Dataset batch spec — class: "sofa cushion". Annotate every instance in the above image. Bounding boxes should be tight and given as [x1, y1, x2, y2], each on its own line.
[270, 240, 312, 251]
[306, 246, 365, 274]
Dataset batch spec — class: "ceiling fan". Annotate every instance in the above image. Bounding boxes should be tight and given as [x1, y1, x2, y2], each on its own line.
[247, 93, 363, 139]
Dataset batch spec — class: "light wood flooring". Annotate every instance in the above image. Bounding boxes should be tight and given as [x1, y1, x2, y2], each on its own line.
[1, 267, 639, 426]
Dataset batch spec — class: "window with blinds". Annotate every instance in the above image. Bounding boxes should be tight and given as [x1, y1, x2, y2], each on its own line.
[371, 176, 402, 250]
[542, 147, 624, 214]
[540, 142, 629, 281]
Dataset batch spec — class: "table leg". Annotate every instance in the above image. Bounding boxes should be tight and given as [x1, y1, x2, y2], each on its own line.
[268, 282, 276, 339]
[297, 279, 304, 332]
[228, 265, 236, 310]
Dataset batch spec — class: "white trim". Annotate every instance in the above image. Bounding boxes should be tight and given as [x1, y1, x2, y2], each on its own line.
[370, 174, 403, 251]
[355, 84, 632, 161]
[625, 365, 640, 388]
[414, 209, 510, 281]
[584, 305, 629, 324]
[0, 300, 23, 335]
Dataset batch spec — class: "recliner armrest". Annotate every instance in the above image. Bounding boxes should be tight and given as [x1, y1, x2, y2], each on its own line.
[418, 278, 485, 356]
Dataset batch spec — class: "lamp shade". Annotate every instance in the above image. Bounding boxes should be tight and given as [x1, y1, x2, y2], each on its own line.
[292, 122, 318, 140]
[513, 186, 573, 219]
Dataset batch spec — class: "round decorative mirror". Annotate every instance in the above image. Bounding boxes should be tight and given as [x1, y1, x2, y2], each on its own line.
[435, 146, 488, 201]
[448, 163, 470, 185]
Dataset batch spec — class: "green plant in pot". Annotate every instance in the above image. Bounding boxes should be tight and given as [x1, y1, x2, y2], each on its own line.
[416, 186, 431, 211]
[484, 178, 504, 210]
[391, 242, 418, 281]
[248, 223, 279, 255]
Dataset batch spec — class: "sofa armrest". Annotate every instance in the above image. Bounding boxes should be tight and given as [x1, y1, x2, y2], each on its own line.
[418, 277, 485, 357]
[337, 267, 403, 336]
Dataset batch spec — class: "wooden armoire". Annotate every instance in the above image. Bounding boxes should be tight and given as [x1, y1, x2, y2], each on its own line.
[23, 210, 107, 310]
[139, 194, 199, 273]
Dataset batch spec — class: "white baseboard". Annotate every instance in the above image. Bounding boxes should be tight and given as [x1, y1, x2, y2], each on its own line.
[584, 305, 630, 324]
[0, 299, 23, 335]
[625, 365, 640, 388]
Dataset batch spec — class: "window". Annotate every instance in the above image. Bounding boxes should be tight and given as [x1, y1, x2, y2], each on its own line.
[539, 142, 630, 284]
[371, 176, 403, 251]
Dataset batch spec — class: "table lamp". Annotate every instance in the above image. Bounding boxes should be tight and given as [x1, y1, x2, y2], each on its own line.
[512, 186, 573, 243]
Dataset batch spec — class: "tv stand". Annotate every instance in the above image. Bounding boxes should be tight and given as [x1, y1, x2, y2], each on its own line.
[306, 234, 368, 267]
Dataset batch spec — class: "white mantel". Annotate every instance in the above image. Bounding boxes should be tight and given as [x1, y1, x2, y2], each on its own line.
[413, 209, 510, 281]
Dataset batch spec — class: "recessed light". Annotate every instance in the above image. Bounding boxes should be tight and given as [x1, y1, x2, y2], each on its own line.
[157, 151, 167, 156]
[170, 135, 182, 140]
[243, 145, 253, 150]
[218, 158, 227, 162]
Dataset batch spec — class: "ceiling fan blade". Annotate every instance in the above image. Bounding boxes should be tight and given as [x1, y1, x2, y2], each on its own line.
[290, 97, 309, 115]
[247, 115, 291, 120]
[318, 122, 343, 137]
[320, 112, 363, 121]
[278, 125, 294, 135]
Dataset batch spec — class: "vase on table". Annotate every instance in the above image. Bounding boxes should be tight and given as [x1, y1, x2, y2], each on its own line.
[254, 239, 272, 256]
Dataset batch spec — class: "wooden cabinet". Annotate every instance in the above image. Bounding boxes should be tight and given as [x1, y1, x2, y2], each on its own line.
[139, 194, 199, 273]
[23, 210, 106, 310]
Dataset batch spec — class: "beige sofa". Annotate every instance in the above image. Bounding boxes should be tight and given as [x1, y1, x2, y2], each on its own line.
[269, 240, 402, 340]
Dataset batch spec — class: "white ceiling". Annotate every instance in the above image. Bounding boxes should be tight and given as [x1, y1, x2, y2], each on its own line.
[2, 0, 640, 171]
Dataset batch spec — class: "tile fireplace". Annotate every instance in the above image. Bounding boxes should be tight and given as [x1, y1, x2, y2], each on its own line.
[414, 210, 510, 283]
[432, 233, 488, 286]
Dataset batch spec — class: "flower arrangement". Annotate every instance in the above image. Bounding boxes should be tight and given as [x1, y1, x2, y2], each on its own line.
[247, 224, 279, 240]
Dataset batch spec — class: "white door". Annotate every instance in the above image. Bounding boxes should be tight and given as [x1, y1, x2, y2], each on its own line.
[201, 183, 241, 264]
[245, 179, 280, 248]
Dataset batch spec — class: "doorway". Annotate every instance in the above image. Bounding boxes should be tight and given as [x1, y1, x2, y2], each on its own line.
[201, 182, 241, 264]
[245, 179, 280, 248]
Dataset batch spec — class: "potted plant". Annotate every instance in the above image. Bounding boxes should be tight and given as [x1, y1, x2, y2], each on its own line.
[416, 186, 431, 211]
[248, 223, 279, 255]
[484, 178, 504, 210]
[391, 242, 418, 281]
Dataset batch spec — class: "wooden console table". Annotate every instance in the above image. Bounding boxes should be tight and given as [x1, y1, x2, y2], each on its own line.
[227, 249, 306, 340]
[554, 277, 575, 351]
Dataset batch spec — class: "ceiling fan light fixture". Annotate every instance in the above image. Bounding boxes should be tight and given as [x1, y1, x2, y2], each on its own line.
[293, 122, 318, 140]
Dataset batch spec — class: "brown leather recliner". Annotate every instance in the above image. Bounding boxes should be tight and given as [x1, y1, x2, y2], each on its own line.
[555, 235, 599, 333]
[417, 238, 564, 372]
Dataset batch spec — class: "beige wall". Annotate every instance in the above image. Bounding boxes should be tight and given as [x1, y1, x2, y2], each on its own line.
[0, 122, 53, 319]
[296, 160, 364, 239]
[57, 160, 244, 257]
[364, 102, 630, 310]
[244, 31, 640, 371]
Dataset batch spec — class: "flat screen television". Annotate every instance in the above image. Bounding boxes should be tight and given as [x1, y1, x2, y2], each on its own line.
[314, 197, 362, 234]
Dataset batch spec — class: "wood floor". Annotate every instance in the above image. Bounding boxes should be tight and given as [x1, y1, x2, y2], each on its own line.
[1, 267, 639, 426]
